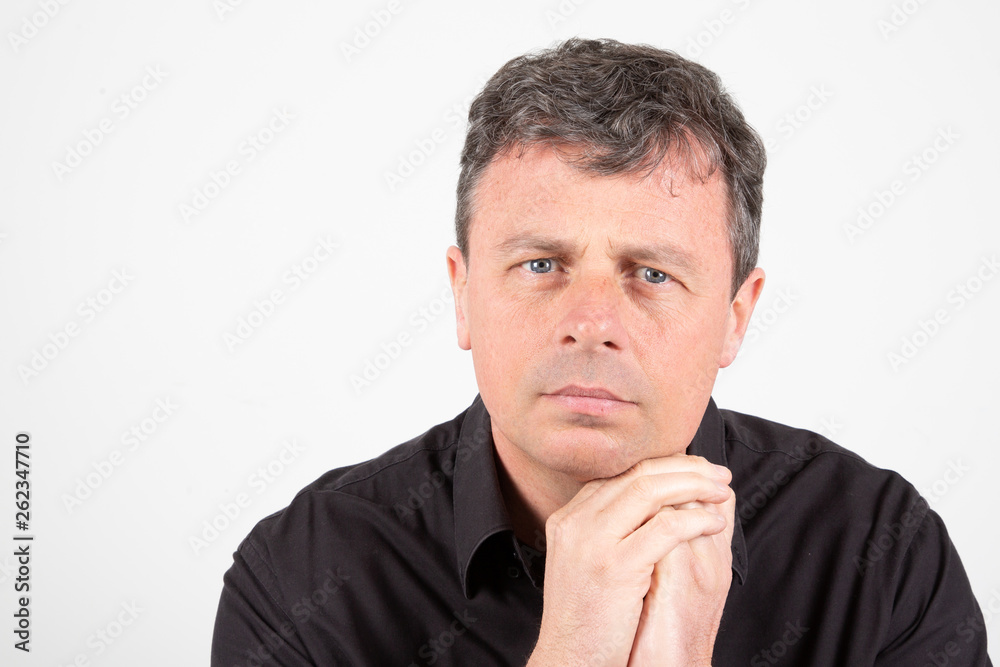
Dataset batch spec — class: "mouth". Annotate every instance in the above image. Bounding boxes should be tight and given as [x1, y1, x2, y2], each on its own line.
[549, 385, 627, 401]
[543, 384, 635, 417]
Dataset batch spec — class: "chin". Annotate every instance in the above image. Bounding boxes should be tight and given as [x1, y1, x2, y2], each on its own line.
[533, 431, 640, 483]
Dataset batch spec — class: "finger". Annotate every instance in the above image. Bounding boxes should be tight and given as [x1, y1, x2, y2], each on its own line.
[685, 492, 737, 561]
[674, 497, 729, 512]
[583, 455, 731, 509]
[720, 489, 736, 542]
[620, 455, 731, 485]
[674, 487, 732, 515]
[558, 476, 610, 513]
[618, 504, 728, 567]
[598, 472, 731, 539]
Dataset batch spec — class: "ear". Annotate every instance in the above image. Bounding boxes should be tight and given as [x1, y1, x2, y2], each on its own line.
[720, 267, 766, 368]
[446, 245, 472, 351]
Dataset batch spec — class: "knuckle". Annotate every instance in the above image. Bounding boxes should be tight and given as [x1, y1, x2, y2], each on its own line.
[588, 550, 613, 576]
[625, 458, 652, 478]
[545, 513, 566, 541]
[648, 508, 677, 532]
[688, 455, 711, 469]
[546, 510, 584, 546]
[629, 475, 656, 501]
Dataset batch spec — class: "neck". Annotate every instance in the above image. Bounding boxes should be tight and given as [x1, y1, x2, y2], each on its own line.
[491, 429, 586, 548]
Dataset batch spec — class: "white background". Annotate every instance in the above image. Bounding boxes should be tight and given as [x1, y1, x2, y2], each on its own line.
[1, 0, 998, 663]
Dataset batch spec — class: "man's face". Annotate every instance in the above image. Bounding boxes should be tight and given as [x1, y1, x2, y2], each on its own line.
[448, 143, 764, 484]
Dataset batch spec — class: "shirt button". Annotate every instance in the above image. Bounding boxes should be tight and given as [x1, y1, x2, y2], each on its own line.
[507, 566, 520, 578]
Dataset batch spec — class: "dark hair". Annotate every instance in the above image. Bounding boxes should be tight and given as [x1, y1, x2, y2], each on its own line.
[455, 37, 766, 299]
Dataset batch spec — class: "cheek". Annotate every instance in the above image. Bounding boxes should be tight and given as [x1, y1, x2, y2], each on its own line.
[467, 282, 549, 379]
[630, 306, 726, 383]
[471, 277, 551, 338]
[631, 301, 703, 352]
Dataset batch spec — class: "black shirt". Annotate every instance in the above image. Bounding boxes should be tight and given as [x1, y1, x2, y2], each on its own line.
[211, 395, 992, 666]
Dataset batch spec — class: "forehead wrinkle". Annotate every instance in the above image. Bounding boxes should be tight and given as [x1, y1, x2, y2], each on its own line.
[491, 230, 592, 261]
[473, 145, 727, 277]
[500, 181, 699, 265]
[604, 236, 700, 274]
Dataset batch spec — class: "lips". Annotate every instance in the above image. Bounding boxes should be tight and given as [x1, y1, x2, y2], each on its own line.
[549, 385, 628, 402]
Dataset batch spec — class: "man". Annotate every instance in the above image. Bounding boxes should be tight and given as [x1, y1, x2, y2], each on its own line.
[212, 38, 991, 665]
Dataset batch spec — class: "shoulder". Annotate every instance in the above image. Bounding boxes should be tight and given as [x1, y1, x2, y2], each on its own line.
[237, 403, 473, 572]
[720, 407, 902, 481]
[719, 408, 926, 529]
[293, 400, 474, 500]
[720, 408, 863, 465]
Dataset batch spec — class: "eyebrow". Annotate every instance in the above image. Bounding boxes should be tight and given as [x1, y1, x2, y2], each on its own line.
[493, 232, 699, 274]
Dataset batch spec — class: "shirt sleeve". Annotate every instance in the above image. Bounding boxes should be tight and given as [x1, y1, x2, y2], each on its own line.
[211, 537, 325, 667]
[874, 506, 992, 666]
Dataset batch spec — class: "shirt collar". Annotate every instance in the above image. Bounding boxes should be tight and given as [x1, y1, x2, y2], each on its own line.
[453, 394, 748, 598]
[685, 396, 749, 585]
[453, 394, 512, 598]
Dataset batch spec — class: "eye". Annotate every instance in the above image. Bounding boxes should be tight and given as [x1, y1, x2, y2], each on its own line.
[634, 266, 671, 284]
[520, 258, 561, 273]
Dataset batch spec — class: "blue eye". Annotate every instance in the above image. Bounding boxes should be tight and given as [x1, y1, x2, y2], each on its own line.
[636, 267, 670, 284]
[522, 258, 559, 273]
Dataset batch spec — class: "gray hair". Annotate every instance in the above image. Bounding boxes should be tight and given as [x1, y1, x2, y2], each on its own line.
[454, 37, 766, 299]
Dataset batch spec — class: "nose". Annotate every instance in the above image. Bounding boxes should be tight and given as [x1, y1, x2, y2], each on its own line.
[554, 272, 628, 353]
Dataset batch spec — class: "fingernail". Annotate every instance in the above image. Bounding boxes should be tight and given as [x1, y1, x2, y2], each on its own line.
[714, 464, 730, 477]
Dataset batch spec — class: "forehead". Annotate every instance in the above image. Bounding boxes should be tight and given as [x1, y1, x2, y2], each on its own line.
[469, 143, 731, 258]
